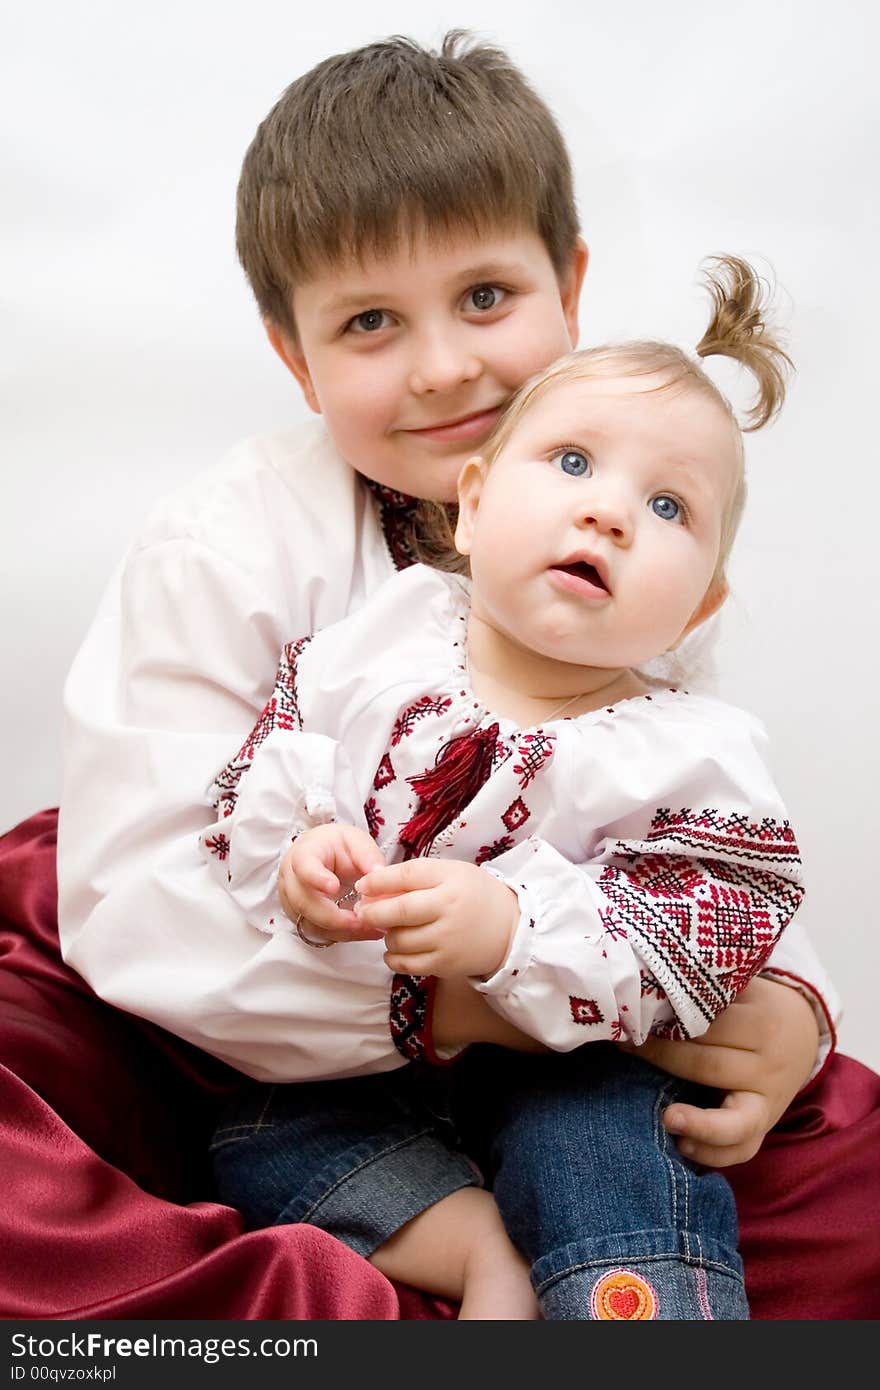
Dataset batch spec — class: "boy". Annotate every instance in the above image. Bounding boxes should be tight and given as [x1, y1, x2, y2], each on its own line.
[58, 32, 833, 1314]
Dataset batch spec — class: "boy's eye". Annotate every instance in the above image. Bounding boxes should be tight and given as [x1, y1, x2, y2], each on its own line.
[349, 309, 390, 334]
[651, 494, 684, 523]
[551, 449, 591, 477]
[466, 284, 505, 313]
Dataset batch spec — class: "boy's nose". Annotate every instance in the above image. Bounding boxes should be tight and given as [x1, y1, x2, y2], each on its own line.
[408, 331, 482, 395]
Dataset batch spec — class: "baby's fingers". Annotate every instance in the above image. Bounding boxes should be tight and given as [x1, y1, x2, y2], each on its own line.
[355, 888, 439, 933]
[279, 868, 379, 942]
[340, 825, 386, 878]
[356, 859, 440, 899]
[288, 851, 339, 897]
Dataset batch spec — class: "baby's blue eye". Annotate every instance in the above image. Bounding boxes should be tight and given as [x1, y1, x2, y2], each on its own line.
[651, 495, 682, 522]
[351, 309, 387, 333]
[553, 449, 591, 477]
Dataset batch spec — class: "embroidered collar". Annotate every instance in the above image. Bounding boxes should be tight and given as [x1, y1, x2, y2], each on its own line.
[363, 479, 421, 572]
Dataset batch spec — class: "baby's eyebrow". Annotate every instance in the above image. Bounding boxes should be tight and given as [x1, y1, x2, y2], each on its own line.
[663, 459, 717, 501]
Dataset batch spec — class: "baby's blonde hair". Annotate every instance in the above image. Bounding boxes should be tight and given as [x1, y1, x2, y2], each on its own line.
[414, 254, 792, 589]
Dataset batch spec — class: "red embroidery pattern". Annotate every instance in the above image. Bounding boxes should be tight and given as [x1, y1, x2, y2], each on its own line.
[599, 905, 628, 941]
[646, 806, 800, 868]
[502, 797, 530, 832]
[570, 996, 604, 1026]
[495, 735, 513, 765]
[211, 635, 312, 818]
[475, 835, 516, 865]
[389, 973, 433, 1062]
[373, 754, 396, 789]
[513, 732, 555, 789]
[203, 833, 230, 860]
[390, 696, 453, 746]
[363, 797, 385, 841]
[600, 806, 804, 1035]
[639, 970, 667, 1000]
[365, 480, 422, 573]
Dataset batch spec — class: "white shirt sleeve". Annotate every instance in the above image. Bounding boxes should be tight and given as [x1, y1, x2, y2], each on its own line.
[57, 426, 402, 1081]
[474, 695, 809, 1050]
[644, 622, 840, 1069]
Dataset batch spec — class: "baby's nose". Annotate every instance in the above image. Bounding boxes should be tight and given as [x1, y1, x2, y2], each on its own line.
[577, 493, 631, 541]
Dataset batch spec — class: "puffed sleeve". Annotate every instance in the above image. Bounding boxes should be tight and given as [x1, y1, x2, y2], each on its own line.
[474, 694, 806, 1048]
[201, 637, 369, 935]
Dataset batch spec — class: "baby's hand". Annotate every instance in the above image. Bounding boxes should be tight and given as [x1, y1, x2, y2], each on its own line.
[279, 824, 385, 944]
[354, 859, 519, 979]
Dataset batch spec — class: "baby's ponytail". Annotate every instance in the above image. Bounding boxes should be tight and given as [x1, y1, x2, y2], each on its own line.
[695, 254, 792, 431]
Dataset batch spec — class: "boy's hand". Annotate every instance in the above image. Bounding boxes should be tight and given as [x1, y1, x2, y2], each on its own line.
[279, 824, 385, 943]
[631, 977, 820, 1168]
[354, 859, 519, 978]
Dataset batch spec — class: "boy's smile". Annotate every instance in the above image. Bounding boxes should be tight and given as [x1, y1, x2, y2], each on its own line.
[402, 405, 506, 447]
[269, 228, 586, 502]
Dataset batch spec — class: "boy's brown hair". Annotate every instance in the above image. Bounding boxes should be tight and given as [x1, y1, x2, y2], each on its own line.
[236, 31, 580, 336]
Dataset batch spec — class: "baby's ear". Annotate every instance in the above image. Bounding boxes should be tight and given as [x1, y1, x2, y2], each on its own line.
[454, 457, 487, 555]
[264, 318, 320, 414]
[678, 578, 728, 643]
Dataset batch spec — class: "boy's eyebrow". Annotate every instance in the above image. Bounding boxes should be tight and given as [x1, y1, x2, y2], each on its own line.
[451, 259, 536, 284]
[317, 259, 537, 318]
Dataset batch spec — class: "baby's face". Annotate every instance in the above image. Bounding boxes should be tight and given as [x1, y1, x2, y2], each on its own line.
[281, 226, 584, 502]
[456, 372, 739, 671]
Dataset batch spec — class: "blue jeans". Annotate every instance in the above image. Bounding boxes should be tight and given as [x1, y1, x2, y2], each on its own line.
[211, 1044, 748, 1319]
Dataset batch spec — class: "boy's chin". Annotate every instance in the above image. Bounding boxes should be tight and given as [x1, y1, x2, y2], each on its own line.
[357, 465, 461, 506]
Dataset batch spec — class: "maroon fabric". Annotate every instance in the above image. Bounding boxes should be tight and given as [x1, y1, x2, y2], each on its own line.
[0, 810, 451, 1320]
[1, 811, 877, 1320]
[731, 1053, 880, 1319]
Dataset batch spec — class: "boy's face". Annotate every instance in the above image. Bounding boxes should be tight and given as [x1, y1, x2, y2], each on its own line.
[269, 227, 586, 502]
[456, 373, 737, 673]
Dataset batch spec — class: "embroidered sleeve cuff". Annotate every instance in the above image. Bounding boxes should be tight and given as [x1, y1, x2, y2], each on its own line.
[476, 863, 538, 989]
[201, 729, 368, 936]
[471, 843, 651, 1050]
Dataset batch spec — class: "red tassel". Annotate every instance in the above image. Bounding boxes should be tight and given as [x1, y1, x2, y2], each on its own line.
[400, 723, 499, 858]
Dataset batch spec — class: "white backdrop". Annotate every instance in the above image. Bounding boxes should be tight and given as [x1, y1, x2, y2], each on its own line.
[4, 0, 878, 1069]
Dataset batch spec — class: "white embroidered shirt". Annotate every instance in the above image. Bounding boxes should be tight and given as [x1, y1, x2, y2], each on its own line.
[202, 564, 809, 1069]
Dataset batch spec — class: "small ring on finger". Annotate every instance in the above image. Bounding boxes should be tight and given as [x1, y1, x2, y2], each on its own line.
[295, 914, 336, 949]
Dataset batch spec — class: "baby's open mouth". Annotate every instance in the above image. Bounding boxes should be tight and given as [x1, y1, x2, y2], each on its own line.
[554, 560, 610, 593]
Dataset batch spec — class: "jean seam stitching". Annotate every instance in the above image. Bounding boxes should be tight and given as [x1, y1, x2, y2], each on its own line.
[655, 1076, 691, 1262]
[534, 1252, 744, 1297]
[296, 1126, 464, 1226]
[252, 1085, 277, 1130]
[213, 1085, 278, 1140]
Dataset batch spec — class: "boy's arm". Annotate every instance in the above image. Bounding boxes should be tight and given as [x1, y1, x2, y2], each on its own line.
[57, 431, 402, 1080]
[755, 915, 839, 1071]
